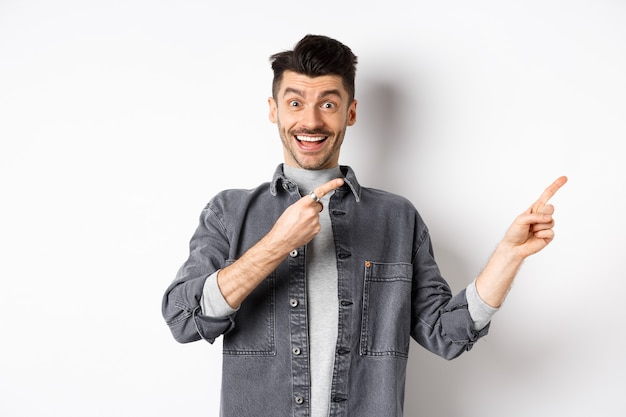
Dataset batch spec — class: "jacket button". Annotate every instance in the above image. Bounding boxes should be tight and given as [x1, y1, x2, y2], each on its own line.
[290, 250, 298, 257]
[290, 299, 299, 307]
[292, 347, 301, 355]
[294, 396, 304, 405]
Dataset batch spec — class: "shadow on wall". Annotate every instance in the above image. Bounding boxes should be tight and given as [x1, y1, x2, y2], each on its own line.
[346, 75, 418, 192]
[354, 74, 480, 416]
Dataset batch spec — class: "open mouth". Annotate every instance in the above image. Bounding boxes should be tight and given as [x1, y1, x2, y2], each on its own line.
[295, 135, 327, 144]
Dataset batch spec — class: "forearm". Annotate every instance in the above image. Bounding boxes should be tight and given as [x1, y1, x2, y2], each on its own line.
[217, 232, 291, 308]
[475, 242, 525, 308]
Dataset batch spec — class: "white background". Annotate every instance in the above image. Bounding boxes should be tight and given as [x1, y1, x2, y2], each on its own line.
[1, 0, 625, 416]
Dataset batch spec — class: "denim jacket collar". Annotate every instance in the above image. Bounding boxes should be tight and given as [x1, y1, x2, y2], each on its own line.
[270, 163, 361, 202]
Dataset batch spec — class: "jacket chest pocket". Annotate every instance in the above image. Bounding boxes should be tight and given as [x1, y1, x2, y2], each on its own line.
[223, 271, 276, 356]
[360, 261, 412, 358]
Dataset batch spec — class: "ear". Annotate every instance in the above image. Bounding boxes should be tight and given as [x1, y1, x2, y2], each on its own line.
[346, 99, 357, 126]
[268, 97, 277, 123]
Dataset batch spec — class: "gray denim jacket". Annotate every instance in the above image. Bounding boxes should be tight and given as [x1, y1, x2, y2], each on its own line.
[162, 165, 489, 417]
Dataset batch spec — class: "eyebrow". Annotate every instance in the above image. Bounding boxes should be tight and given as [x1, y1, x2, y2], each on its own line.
[282, 87, 343, 100]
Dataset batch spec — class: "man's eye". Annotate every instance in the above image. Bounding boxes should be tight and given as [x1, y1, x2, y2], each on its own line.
[289, 100, 300, 107]
[322, 102, 336, 109]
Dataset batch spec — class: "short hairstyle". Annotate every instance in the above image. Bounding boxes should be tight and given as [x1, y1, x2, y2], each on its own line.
[269, 34, 358, 101]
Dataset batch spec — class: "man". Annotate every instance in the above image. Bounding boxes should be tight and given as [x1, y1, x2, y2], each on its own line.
[162, 34, 567, 417]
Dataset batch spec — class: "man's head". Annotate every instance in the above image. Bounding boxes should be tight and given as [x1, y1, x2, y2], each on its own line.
[268, 35, 358, 170]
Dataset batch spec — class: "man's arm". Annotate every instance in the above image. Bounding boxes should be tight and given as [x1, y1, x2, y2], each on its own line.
[475, 176, 568, 307]
[217, 178, 345, 308]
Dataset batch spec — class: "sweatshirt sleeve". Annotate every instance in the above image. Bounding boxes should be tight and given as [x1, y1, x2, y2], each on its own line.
[200, 270, 239, 317]
[466, 279, 499, 331]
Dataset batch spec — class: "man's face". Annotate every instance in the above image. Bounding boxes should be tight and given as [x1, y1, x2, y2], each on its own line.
[268, 70, 357, 170]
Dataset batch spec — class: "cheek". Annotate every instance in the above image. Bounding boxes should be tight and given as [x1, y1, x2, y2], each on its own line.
[328, 115, 349, 131]
[277, 112, 299, 130]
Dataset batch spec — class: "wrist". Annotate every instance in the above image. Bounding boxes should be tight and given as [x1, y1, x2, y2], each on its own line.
[495, 240, 526, 265]
[261, 230, 295, 260]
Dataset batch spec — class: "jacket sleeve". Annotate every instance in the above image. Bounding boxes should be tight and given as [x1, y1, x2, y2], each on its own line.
[162, 203, 236, 344]
[410, 226, 490, 360]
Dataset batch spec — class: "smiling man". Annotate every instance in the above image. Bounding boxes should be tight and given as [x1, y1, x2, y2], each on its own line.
[162, 34, 566, 417]
[270, 70, 356, 171]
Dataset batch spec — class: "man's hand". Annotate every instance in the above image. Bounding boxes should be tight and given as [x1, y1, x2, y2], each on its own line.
[266, 178, 345, 253]
[476, 176, 567, 307]
[217, 177, 344, 308]
[501, 176, 568, 259]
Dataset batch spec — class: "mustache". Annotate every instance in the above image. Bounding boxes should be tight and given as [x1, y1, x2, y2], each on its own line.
[291, 128, 332, 136]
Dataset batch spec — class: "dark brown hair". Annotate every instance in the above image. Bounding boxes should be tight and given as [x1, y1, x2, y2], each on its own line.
[269, 34, 358, 100]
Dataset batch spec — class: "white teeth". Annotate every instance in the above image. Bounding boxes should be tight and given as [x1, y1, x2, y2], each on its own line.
[296, 135, 325, 142]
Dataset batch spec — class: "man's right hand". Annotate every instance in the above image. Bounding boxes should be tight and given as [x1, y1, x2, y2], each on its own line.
[266, 177, 345, 253]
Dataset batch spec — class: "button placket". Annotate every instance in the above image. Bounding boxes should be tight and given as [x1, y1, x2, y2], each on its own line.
[288, 244, 308, 416]
[329, 198, 354, 417]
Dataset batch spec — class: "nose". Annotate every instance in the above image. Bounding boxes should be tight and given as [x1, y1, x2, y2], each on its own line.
[301, 105, 324, 129]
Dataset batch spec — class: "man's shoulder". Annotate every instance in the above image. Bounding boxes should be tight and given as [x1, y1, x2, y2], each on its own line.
[359, 186, 416, 210]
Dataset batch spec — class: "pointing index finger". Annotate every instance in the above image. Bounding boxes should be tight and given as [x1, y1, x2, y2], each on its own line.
[313, 178, 345, 200]
[531, 175, 568, 213]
